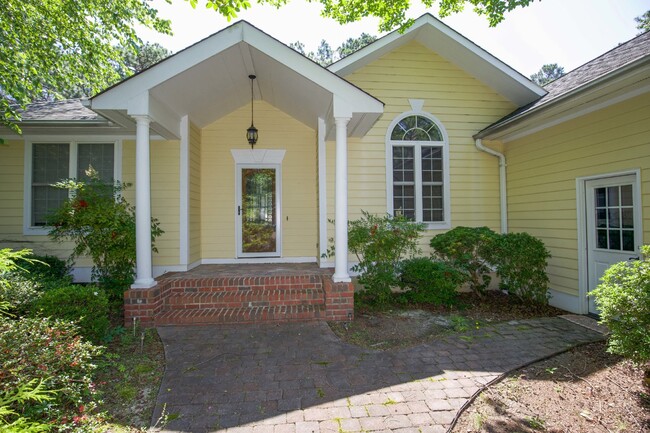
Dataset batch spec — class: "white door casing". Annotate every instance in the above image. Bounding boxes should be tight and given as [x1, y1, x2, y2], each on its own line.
[583, 173, 643, 314]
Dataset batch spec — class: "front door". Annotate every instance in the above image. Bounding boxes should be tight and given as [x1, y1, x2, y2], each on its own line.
[585, 174, 641, 314]
[236, 165, 281, 257]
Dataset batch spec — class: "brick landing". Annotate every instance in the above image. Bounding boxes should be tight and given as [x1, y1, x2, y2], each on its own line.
[124, 264, 354, 327]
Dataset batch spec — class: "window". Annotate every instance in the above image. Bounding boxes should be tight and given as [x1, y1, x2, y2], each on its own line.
[386, 113, 450, 227]
[26, 141, 118, 231]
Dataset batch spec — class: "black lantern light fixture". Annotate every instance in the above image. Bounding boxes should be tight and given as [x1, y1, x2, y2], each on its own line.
[246, 74, 258, 148]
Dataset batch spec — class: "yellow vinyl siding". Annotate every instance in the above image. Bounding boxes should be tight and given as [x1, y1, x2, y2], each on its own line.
[122, 139, 180, 267]
[505, 94, 650, 297]
[201, 101, 318, 259]
[328, 40, 517, 254]
[189, 122, 202, 264]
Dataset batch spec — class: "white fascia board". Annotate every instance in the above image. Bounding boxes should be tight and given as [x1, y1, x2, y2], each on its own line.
[91, 24, 244, 110]
[125, 92, 181, 139]
[329, 14, 545, 105]
[242, 23, 383, 116]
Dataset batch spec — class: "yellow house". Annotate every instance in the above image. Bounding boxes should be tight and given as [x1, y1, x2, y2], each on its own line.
[1, 14, 648, 324]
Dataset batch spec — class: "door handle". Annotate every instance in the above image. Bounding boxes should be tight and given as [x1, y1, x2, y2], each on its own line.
[628, 256, 640, 261]
[238, 205, 241, 216]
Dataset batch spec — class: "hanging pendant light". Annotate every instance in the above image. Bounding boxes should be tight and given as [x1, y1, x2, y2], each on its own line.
[246, 74, 258, 148]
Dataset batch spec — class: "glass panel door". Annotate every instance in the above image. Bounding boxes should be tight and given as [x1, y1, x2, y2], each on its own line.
[240, 168, 278, 255]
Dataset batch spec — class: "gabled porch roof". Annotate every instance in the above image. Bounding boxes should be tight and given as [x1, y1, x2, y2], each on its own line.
[90, 21, 384, 140]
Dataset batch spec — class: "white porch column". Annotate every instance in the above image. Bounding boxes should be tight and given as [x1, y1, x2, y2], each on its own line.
[132, 115, 156, 288]
[333, 116, 351, 282]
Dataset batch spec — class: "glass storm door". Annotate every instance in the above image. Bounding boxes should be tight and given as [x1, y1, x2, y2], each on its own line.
[585, 175, 641, 314]
[237, 166, 280, 257]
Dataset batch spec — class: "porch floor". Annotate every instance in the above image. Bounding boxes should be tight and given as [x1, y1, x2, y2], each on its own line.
[124, 263, 354, 327]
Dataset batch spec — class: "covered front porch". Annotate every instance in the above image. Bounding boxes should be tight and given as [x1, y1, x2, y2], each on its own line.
[124, 263, 355, 327]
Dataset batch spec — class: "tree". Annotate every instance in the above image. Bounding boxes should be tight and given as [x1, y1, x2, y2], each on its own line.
[530, 63, 565, 86]
[1, 0, 171, 135]
[118, 42, 173, 78]
[337, 33, 378, 58]
[635, 10, 650, 34]
[288, 33, 377, 66]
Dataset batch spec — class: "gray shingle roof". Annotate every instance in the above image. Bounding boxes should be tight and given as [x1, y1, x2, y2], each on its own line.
[17, 99, 103, 122]
[480, 31, 650, 134]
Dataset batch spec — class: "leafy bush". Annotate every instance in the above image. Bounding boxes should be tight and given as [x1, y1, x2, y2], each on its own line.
[0, 274, 42, 317]
[492, 232, 551, 303]
[48, 171, 163, 299]
[429, 226, 499, 295]
[592, 245, 650, 365]
[343, 211, 425, 306]
[0, 317, 102, 424]
[32, 285, 110, 343]
[0, 379, 54, 432]
[15, 254, 71, 282]
[398, 258, 465, 306]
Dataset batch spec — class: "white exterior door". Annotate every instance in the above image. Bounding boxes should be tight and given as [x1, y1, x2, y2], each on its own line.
[236, 165, 281, 258]
[585, 174, 642, 314]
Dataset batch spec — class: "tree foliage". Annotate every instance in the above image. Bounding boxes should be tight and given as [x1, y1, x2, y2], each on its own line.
[636, 10, 650, 34]
[117, 42, 172, 78]
[288, 33, 377, 66]
[530, 63, 565, 86]
[1, 0, 171, 134]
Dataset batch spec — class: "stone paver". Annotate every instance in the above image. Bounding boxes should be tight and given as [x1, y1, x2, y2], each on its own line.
[151, 317, 602, 433]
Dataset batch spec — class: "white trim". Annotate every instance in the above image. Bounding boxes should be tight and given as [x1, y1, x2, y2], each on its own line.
[179, 115, 190, 266]
[575, 168, 643, 314]
[385, 109, 451, 229]
[499, 84, 650, 143]
[23, 137, 123, 236]
[548, 289, 581, 314]
[71, 263, 202, 282]
[235, 164, 283, 258]
[230, 149, 286, 164]
[333, 116, 351, 282]
[475, 139, 507, 233]
[201, 257, 317, 265]
[317, 118, 328, 263]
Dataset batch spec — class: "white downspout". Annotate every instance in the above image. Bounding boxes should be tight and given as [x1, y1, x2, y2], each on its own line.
[475, 139, 508, 234]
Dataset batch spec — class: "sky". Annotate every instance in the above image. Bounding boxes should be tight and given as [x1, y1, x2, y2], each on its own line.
[137, 0, 649, 77]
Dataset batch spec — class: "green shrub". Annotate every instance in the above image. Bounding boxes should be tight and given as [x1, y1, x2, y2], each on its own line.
[15, 254, 71, 281]
[341, 211, 425, 306]
[429, 226, 499, 295]
[0, 317, 102, 423]
[491, 232, 551, 304]
[0, 379, 54, 432]
[592, 245, 650, 365]
[32, 285, 110, 343]
[398, 258, 465, 306]
[48, 171, 163, 300]
[0, 274, 42, 317]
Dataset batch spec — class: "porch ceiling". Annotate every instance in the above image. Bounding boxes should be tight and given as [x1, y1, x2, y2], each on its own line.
[148, 42, 333, 129]
[90, 21, 384, 140]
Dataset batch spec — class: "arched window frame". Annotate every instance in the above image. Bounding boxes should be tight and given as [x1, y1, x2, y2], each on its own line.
[385, 111, 451, 229]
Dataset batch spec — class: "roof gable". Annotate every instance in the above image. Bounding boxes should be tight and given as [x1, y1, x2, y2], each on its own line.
[328, 13, 546, 107]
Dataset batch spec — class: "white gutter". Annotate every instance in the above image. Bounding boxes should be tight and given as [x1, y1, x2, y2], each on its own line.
[475, 139, 507, 234]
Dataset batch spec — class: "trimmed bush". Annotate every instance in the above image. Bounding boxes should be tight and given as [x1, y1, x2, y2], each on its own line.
[343, 211, 425, 306]
[592, 245, 650, 365]
[398, 258, 465, 306]
[31, 285, 110, 343]
[16, 254, 72, 281]
[429, 226, 499, 295]
[492, 232, 551, 304]
[0, 317, 102, 423]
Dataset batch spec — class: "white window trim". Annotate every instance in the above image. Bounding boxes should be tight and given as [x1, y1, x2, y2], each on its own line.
[23, 137, 123, 236]
[385, 110, 451, 229]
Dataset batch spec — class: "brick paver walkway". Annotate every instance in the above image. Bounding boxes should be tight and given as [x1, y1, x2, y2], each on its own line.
[151, 317, 603, 433]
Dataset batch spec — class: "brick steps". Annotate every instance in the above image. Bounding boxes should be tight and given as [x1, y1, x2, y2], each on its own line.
[164, 287, 325, 309]
[155, 304, 325, 326]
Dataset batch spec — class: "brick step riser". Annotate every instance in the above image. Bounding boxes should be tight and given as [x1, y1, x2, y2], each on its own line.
[162, 288, 325, 310]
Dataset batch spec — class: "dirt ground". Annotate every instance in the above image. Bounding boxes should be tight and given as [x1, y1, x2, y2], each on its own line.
[329, 292, 649, 433]
[452, 342, 649, 433]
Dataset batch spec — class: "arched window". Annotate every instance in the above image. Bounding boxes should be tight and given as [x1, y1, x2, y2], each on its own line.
[386, 113, 450, 227]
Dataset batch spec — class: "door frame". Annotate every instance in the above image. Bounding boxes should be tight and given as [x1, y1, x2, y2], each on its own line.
[235, 163, 282, 258]
[576, 169, 643, 314]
